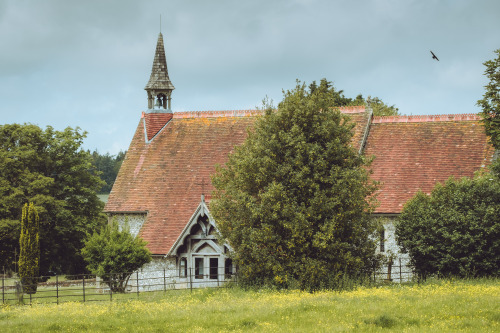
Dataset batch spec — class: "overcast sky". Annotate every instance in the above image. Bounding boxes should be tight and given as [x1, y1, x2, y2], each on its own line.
[1, 0, 499, 154]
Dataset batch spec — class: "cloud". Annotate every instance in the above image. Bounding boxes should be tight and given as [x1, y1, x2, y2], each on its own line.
[1, 0, 500, 154]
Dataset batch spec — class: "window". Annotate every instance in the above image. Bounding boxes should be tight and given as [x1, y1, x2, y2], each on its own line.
[225, 258, 233, 279]
[195, 258, 204, 279]
[380, 228, 385, 252]
[209, 258, 218, 279]
[179, 258, 187, 278]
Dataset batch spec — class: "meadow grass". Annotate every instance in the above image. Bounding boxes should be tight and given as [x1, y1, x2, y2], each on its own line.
[1, 278, 499, 332]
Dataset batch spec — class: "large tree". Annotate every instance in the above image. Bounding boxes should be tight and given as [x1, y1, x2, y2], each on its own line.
[308, 81, 400, 117]
[395, 175, 500, 279]
[211, 79, 380, 290]
[477, 48, 500, 150]
[90, 150, 126, 193]
[0, 124, 106, 275]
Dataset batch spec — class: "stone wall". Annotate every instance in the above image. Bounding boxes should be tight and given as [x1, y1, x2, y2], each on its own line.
[109, 213, 147, 238]
[126, 256, 177, 292]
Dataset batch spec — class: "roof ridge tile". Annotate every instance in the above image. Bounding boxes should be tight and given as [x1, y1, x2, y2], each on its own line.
[372, 114, 481, 123]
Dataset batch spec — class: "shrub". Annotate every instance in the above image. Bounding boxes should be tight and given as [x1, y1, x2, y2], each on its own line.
[396, 175, 500, 278]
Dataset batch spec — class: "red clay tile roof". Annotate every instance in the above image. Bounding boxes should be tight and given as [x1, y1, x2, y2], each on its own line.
[105, 107, 370, 254]
[366, 114, 495, 214]
[143, 112, 173, 141]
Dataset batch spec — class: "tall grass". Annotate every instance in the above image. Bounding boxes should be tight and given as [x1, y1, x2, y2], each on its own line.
[1, 278, 499, 332]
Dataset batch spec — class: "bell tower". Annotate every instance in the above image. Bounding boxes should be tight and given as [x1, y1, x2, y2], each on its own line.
[145, 33, 175, 111]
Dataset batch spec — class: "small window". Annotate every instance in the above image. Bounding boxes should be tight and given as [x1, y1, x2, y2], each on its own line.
[380, 228, 385, 252]
[195, 258, 204, 279]
[209, 258, 218, 279]
[179, 258, 187, 278]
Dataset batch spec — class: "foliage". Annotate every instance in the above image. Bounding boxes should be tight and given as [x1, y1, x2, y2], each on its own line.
[90, 150, 126, 193]
[477, 48, 500, 150]
[0, 219, 20, 275]
[211, 79, 380, 290]
[348, 95, 400, 116]
[18, 203, 40, 294]
[396, 175, 500, 279]
[0, 124, 106, 275]
[366, 96, 400, 117]
[81, 220, 152, 292]
[308, 80, 400, 117]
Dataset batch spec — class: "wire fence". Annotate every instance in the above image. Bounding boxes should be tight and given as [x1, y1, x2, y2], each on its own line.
[1, 267, 237, 306]
[373, 258, 414, 283]
[1, 260, 415, 306]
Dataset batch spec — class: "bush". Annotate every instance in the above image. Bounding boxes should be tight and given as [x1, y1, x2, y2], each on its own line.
[396, 175, 500, 278]
[81, 220, 152, 292]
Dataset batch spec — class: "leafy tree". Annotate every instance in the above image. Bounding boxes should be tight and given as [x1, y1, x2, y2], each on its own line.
[308, 80, 400, 117]
[0, 219, 20, 275]
[18, 203, 40, 294]
[90, 150, 126, 193]
[0, 124, 106, 275]
[395, 175, 500, 279]
[211, 79, 380, 290]
[367, 97, 400, 117]
[348, 95, 400, 117]
[82, 220, 152, 292]
[477, 48, 500, 150]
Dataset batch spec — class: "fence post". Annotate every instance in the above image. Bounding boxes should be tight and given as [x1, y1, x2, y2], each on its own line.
[2, 272, 4, 304]
[83, 275, 86, 303]
[189, 267, 193, 293]
[136, 271, 139, 297]
[163, 268, 166, 292]
[399, 258, 402, 283]
[56, 275, 59, 305]
[110, 274, 113, 302]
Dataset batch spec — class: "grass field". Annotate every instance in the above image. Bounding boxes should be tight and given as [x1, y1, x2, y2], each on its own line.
[1, 279, 499, 332]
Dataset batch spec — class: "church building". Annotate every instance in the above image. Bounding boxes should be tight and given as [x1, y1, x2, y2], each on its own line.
[104, 33, 495, 287]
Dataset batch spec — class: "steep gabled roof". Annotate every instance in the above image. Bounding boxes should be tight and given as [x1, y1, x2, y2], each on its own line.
[105, 107, 371, 254]
[365, 114, 495, 214]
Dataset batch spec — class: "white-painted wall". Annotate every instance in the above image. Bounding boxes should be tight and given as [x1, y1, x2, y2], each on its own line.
[377, 217, 413, 282]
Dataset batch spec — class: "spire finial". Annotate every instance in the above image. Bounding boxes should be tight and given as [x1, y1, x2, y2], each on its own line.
[160, 14, 162, 33]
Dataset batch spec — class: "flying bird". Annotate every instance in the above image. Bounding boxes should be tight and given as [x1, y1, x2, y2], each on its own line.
[430, 51, 439, 61]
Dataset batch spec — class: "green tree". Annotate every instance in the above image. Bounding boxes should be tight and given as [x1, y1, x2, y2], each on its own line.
[90, 150, 126, 193]
[211, 79, 380, 290]
[477, 48, 500, 150]
[367, 97, 400, 117]
[395, 175, 500, 279]
[0, 124, 106, 275]
[82, 220, 152, 292]
[18, 203, 40, 294]
[308, 80, 400, 117]
[348, 95, 400, 117]
[0, 219, 20, 275]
